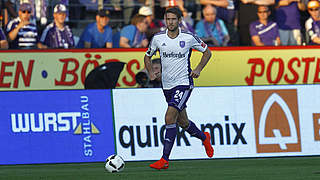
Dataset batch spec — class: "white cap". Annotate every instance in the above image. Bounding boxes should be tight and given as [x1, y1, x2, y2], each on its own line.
[139, 6, 152, 16]
[54, 4, 67, 13]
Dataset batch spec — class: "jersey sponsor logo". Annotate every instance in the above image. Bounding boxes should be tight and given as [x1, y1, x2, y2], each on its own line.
[162, 52, 185, 58]
[179, 41, 185, 48]
[313, 113, 320, 141]
[252, 89, 301, 153]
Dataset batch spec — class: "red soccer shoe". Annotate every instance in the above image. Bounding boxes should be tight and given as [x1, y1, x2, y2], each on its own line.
[149, 158, 169, 170]
[202, 132, 214, 158]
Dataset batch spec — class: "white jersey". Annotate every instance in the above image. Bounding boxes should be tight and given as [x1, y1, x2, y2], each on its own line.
[146, 28, 208, 89]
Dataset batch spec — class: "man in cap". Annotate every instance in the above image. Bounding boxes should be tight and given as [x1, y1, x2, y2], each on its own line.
[138, 6, 165, 42]
[77, 9, 113, 48]
[305, 0, 320, 45]
[6, 2, 40, 49]
[39, 4, 74, 49]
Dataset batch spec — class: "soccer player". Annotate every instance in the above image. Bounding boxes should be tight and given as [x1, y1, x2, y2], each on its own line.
[144, 7, 214, 170]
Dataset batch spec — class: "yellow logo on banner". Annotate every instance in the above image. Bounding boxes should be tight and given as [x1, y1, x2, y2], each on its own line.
[74, 122, 100, 134]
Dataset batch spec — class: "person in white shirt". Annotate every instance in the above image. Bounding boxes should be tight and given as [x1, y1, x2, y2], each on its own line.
[144, 7, 213, 170]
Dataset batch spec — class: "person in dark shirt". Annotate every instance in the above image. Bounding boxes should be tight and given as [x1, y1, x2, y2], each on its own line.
[6, 3, 40, 49]
[39, 4, 74, 49]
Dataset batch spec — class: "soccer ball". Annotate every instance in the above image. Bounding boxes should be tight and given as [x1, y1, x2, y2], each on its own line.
[105, 154, 125, 173]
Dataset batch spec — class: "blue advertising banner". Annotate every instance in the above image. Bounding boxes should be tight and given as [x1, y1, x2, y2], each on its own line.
[0, 89, 115, 165]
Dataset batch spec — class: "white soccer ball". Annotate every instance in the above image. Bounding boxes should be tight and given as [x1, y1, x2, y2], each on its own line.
[105, 154, 125, 173]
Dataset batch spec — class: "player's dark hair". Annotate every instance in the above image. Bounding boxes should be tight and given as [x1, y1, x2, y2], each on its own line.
[164, 7, 182, 19]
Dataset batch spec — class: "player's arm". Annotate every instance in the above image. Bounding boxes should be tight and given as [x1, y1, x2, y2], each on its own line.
[191, 48, 212, 78]
[144, 54, 157, 80]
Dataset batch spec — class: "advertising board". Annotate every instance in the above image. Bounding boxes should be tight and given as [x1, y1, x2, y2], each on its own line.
[2, 46, 320, 91]
[113, 85, 320, 160]
[0, 89, 115, 164]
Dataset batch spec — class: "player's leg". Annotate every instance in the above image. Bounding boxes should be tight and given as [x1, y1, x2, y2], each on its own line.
[177, 109, 214, 158]
[149, 106, 178, 170]
[177, 108, 206, 140]
[162, 106, 179, 161]
[150, 87, 181, 170]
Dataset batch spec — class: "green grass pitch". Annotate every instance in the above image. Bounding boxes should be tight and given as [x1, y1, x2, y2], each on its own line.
[0, 157, 319, 180]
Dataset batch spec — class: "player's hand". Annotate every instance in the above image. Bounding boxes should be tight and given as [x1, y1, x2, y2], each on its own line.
[190, 69, 200, 78]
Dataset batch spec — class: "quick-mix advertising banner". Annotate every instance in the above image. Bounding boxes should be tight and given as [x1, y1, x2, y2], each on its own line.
[113, 85, 320, 161]
[2, 47, 320, 91]
[0, 89, 115, 165]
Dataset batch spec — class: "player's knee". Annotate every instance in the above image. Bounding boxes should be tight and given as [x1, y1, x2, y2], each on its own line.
[177, 118, 189, 129]
[165, 114, 176, 124]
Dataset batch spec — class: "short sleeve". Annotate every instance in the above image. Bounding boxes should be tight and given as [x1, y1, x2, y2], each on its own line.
[219, 19, 229, 36]
[145, 36, 157, 57]
[195, 21, 205, 38]
[82, 26, 93, 43]
[106, 27, 113, 43]
[120, 25, 135, 43]
[191, 34, 207, 52]
[0, 28, 6, 41]
[6, 20, 16, 34]
[40, 26, 50, 44]
[249, 22, 258, 36]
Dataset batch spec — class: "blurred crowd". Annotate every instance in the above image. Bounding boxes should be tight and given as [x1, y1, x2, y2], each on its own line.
[0, 0, 320, 49]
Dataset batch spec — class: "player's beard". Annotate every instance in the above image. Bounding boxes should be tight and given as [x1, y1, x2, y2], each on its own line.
[167, 24, 178, 32]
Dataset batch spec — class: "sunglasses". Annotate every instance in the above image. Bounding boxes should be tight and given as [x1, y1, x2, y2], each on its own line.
[258, 10, 269, 14]
[309, 8, 320, 11]
[22, 10, 31, 14]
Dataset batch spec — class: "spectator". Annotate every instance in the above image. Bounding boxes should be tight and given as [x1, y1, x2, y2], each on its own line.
[77, 9, 112, 48]
[0, 28, 8, 49]
[250, 5, 280, 46]
[237, 0, 275, 46]
[138, 6, 165, 42]
[39, 4, 74, 49]
[200, 0, 229, 16]
[6, 3, 40, 49]
[135, 58, 162, 88]
[119, 14, 149, 48]
[305, 0, 320, 45]
[200, 0, 239, 46]
[275, 0, 306, 45]
[195, 4, 230, 46]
